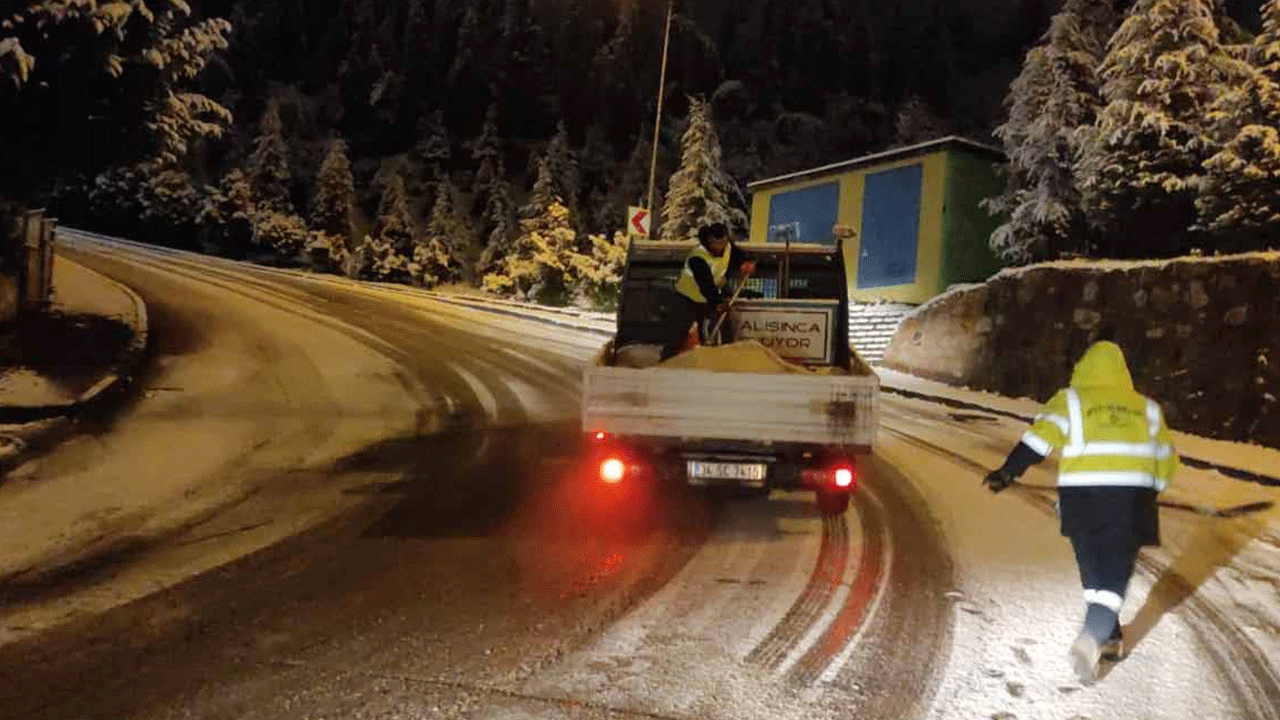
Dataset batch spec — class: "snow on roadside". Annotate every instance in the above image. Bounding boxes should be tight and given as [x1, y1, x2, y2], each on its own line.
[48, 255, 138, 323]
[0, 249, 424, 641]
[0, 256, 145, 409]
[0, 369, 74, 407]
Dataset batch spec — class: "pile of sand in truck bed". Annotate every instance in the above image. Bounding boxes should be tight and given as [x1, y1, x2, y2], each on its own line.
[658, 340, 817, 375]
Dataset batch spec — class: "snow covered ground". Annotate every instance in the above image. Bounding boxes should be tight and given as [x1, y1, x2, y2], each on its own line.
[0, 243, 423, 641]
[0, 256, 146, 409]
[874, 374, 1280, 719]
[8, 234, 1278, 718]
[0, 232, 610, 645]
[0, 369, 73, 408]
[389, 287, 1280, 718]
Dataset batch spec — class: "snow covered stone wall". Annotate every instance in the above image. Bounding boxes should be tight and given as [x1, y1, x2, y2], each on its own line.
[884, 253, 1280, 447]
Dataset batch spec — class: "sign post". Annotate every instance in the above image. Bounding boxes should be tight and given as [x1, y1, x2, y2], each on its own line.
[628, 206, 651, 239]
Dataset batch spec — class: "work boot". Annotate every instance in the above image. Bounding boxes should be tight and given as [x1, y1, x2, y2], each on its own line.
[1070, 631, 1101, 685]
[1101, 626, 1125, 662]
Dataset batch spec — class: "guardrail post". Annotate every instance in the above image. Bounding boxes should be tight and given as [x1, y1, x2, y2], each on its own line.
[40, 217, 56, 307]
[20, 209, 43, 311]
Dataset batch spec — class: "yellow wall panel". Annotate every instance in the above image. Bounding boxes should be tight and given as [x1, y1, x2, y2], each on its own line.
[750, 150, 954, 304]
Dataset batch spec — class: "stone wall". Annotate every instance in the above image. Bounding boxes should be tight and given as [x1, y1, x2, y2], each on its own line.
[883, 253, 1280, 447]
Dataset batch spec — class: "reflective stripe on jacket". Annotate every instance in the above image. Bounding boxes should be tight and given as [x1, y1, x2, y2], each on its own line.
[674, 244, 731, 304]
[1021, 342, 1178, 492]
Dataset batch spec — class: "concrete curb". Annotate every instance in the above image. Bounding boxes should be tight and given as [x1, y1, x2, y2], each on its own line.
[0, 256, 150, 425]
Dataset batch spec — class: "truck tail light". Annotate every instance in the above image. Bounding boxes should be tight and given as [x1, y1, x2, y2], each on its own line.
[593, 431, 608, 441]
[601, 458, 626, 484]
[801, 464, 857, 490]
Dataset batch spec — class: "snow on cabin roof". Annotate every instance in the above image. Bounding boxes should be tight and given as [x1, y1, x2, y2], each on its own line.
[747, 136, 1005, 191]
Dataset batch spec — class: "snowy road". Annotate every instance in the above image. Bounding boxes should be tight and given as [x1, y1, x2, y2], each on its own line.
[0, 235, 1275, 720]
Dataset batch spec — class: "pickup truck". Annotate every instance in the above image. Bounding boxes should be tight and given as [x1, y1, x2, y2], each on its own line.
[581, 239, 879, 516]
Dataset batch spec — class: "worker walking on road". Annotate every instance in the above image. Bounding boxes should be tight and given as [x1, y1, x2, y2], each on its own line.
[983, 340, 1178, 685]
[661, 222, 755, 360]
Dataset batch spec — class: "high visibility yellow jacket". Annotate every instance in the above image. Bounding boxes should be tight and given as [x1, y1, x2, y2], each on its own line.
[675, 243, 733, 304]
[1022, 342, 1178, 492]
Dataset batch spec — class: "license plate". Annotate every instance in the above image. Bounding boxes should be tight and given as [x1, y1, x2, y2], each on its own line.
[687, 461, 767, 484]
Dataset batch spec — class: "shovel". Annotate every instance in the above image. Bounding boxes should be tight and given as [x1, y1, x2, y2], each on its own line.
[708, 268, 753, 345]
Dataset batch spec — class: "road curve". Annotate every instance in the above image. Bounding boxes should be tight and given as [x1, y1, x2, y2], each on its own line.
[0, 236, 958, 720]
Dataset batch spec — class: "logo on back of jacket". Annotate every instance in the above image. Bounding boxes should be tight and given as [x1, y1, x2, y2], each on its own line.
[1088, 404, 1141, 429]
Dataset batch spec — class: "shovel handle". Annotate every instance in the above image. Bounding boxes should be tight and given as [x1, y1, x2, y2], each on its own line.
[709, 269, 752, 343]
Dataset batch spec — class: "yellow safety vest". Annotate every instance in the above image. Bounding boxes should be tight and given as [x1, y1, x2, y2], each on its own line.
[1021, 342, 1179, 491]
[674, 244, 732, 304]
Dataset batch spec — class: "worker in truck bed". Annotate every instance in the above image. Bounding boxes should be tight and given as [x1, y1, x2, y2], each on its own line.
[661, 222, 757, 360]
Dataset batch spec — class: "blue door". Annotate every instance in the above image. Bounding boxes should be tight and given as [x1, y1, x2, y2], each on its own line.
[857, 164, 922, 289]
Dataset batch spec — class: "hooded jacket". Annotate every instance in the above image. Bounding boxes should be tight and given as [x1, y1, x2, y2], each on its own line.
[1020, 342, 1178, 492]
[1001, 342, 1177, 544]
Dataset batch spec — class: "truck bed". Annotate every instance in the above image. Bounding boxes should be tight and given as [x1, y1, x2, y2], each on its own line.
[581, 351, 879, 448]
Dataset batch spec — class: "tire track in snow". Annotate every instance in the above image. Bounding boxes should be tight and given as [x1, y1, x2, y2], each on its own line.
[68, 238, 548, 429]
[786, 486, 889, 687]
[880, 419, 1280, 720]
[820, 453, 955, 720]
[744, 515, 849, 671]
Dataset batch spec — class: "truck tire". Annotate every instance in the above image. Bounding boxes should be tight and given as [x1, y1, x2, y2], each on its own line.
[817, 490, 850, 517]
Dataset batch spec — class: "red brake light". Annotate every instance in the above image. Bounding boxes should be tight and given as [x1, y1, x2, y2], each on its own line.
[601, 458, 626, 483]
[835, 468, 854, 488]
[594, 431, 607, 441]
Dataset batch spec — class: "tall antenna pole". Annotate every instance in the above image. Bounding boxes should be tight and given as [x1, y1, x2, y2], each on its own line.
[645, 0, 675, 229]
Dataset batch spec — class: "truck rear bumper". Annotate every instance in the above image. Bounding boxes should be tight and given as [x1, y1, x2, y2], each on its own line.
[586, 433, 864, 493]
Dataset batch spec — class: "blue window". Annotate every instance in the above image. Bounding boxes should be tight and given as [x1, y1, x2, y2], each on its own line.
[766, 182, 840, 246]
[857, 164, 922, 289]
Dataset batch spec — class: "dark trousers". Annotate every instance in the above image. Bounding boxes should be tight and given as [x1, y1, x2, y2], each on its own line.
[1069, 534, 1140, 641]
[660, 294, 734, 360]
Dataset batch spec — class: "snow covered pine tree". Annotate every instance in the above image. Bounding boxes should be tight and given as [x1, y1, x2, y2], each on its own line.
[476, 160, 516, 275]
[308, 139, 356, 273]
[987, 0, 1117, 263]
[1196, 0, 1280, 251]
[567, 231, 629, 308]
[248, 104, 308, 260]
[1, 1, 231, 211]
[1075, 0, 1247, 257]
[485, 198, 577, 303]
[414, 179, 463, 288]
[661, 97, 747, 243]
[364, 172, 416, 282]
